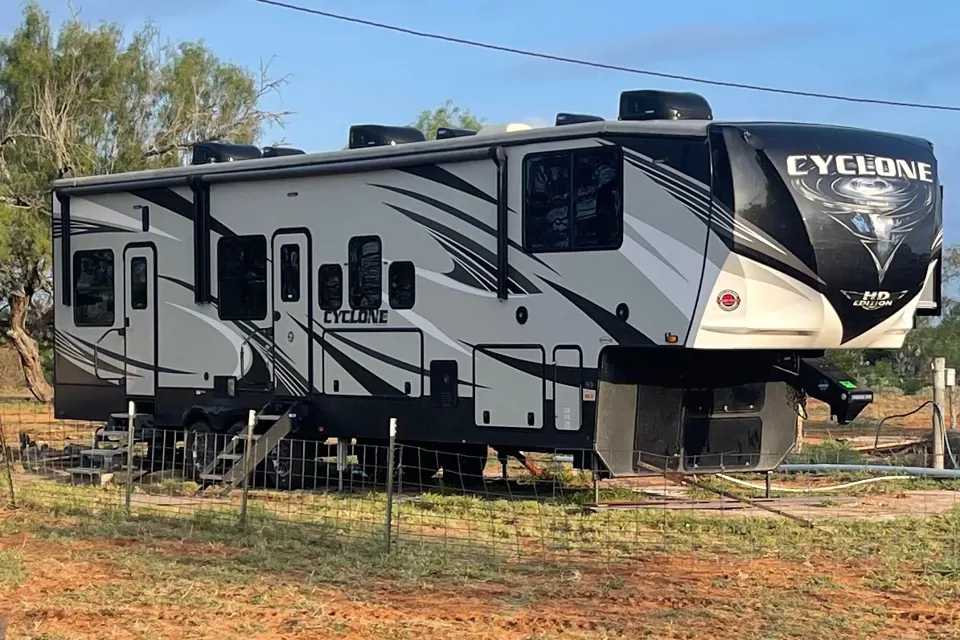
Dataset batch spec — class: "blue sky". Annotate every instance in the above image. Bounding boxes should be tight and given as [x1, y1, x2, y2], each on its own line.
[3, 0, 960, 239]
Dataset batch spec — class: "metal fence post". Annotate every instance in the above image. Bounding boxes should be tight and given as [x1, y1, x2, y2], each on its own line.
[933, 357, 946, 470]
[336, 439, 346, 492]
[125, 401, 136, 513]
[0, 419, 16, 510]
[384, 417, 397, 553]
[240, 409, 256, 527]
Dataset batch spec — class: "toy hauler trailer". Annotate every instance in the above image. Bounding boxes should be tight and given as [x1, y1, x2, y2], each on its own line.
[50, 89, 943, 485]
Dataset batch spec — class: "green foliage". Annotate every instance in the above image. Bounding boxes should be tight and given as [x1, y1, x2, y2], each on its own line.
[411, 99, 485, 140]
[0, 2, 287, 380]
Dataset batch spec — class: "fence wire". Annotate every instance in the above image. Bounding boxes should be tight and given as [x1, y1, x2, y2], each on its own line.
[1, 388, 958, 575]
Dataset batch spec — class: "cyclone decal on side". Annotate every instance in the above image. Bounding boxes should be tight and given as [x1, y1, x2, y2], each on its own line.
[787, 158, 937, 285]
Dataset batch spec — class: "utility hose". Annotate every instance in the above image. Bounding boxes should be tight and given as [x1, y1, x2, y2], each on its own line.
[871, 400, 959, 469]
[715, 473, 913, 494]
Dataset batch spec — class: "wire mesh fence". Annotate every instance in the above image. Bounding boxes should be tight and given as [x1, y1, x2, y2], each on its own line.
[1, 387, 959, 577]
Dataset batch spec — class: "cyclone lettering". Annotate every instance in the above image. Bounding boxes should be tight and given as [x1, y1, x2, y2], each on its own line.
[787, 155, 936, 284]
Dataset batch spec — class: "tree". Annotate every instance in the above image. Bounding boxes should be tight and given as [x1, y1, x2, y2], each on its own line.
[411, 100, 485, 140]
[0, 2, 290, 402]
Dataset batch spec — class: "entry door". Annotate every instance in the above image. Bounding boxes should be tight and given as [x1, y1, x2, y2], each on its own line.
[552, 346, 583, 431]
[271, 231, 313, 396]
[123, 245, 157, 397]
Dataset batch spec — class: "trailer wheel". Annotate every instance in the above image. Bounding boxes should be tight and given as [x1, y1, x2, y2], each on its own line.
[266, 439, 310, 491]
[354, 440, 394, 484]
[402, 447, 441, 486]
[438, 445, 488, 488]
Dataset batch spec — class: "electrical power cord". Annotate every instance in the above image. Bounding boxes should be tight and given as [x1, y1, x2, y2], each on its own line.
[871, 400, 959, 469]
[715, 473, 913, 494]
[248, 0, 960, 113]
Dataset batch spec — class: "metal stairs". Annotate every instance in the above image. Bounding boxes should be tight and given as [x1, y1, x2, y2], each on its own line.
[67, 412, 153, 484]
[198, 400, 297, 487]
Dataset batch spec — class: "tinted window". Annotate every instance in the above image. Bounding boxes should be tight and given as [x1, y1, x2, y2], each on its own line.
[388, 261, 416, 309]
[319, 264, 343, 310]
[130, 256, 148, 310]
[524, 153, 571, 251]
[348, 236, 382, 310]
[217, 235, 268, 321]
[73, 249, 115, 327]
[572, 147, 623, 250]
[279, 243, 300, 303]
[523, 145, 622, 252]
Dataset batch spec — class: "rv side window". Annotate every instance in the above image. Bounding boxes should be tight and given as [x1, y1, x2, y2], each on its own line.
[130, 256, 148, 310]
[523, 145, 623, 252]
[217, 235, 268, 321]
[318, 264, 343, 310]
[388, 261, 416, 309]
[279, 243, 300, 303]
[348, 235, 382, 310]
[73, 249, 115, 327]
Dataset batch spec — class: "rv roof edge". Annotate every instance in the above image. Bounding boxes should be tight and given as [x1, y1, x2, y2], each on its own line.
[51, 120, 718, 191]
[202, 146, 495, 184]
[54, 174, 193, 197]
[54, 146, 497, 194]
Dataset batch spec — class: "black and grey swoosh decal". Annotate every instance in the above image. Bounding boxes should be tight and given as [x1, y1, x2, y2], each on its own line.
[130, 188, 234, 237]
[53, 219, 133, 240]
[627, 228, 690, 283]
[462, 342, 596, 389]
[623, 149, 825, 293]
[384, 202, 541, 295]
[323, 338, 405, 396]
[538, 277, 654, 346]
[371, 182, 559, 276]
[160, 275, 218, 304]
[55, 330, 126, 377]
[303, 318, 484, 389]
[157, 276, 282, 387]
[399, 165, 497, 206]
[61, 331, 194, 375]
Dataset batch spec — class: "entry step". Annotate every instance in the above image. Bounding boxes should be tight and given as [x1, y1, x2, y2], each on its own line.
[81, 449, 126, 457]
[67, 467, 108, 475]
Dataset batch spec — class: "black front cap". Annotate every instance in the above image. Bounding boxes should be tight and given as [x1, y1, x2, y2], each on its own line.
[717, 123, 939, 344]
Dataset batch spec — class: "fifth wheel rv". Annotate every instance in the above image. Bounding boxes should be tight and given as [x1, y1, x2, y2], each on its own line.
[50, 89, 943, 485]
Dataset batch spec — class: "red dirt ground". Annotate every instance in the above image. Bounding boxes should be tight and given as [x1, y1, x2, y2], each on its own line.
[0, 518, 956, 640]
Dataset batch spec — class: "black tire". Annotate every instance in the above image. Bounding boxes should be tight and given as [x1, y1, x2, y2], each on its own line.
[354, 440, 394, 485]
[438, 445, 488, 488]
[402, 446, 441, 486]
[266, 439, 312, 491]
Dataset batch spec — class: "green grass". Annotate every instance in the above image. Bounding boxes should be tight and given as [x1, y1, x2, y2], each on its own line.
[0, 547, 26, 587]
[6, 475, 960, 594]
[2, 484, 960, 639]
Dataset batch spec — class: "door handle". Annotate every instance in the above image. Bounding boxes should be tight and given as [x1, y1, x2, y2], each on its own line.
[273, 310, 281, 321]
[125, 317, 131, 327]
